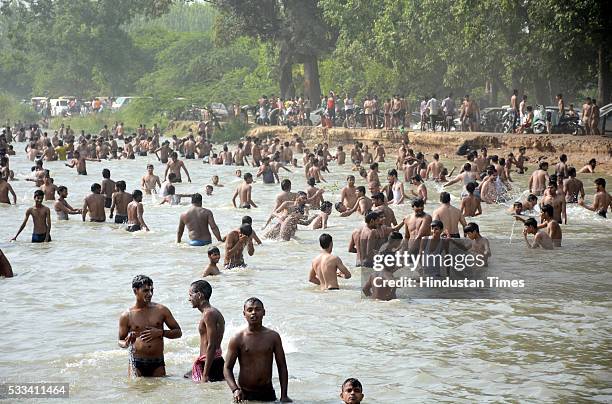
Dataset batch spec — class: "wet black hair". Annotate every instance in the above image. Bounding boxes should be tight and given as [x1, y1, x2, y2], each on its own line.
[207, 246, 220, 256]
[244, 172, 253, 180]
[319, 233, 333, 249]
[594, 178, 606, 188]
[281, 179, 291, 191]
[356, 186, 366, 194]
[192, 193, 202, 205]
[243, 297, 264, 309]
[342, 378, 363, 391]
[240, 223, 253, 236]
[464, 222, 479, 233]
[372, 192, 385, 201]
[34, 189, 44, 198]
[412, 197, 425, 208]
[524, 218, 538, 228]
[365, 211, 379, 223]
[387, 169, 398, 177]
[527, 194, 537, 202]
[132, 274, 153, 290]
[541, 204, 554, 217]
[307, 177, 316, 186]
[191, 279, 212, 300]
[568, 167, 576, 177]
[431, 219, 444, 229]
[389, 231, 403, 240]
[102, 168, 110, 178]
[241, 216, 253, 225]
[116, 180, 126, 191]
[132, 190, 143, 201]
[91, 183, 101, 192]
[440, 192, 451, 204]
[321, 201, 333, 212]
[560, 154, 567, 162]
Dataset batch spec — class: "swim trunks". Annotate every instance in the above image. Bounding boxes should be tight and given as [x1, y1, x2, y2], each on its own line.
[327, 287, 340, 290]
[78, 170, 87, 175]
[90, 218, 105, 223]
[240, 204, 251, 209]
[132, 356, 165, 377]
[224, 262, 246, 270]
[448, 233, 461, 238]
[185, 153, 195, 159]
[139, 152, 147, 157]
[240, 383, 277, 402]
[127, 224, 141, 232]
[32, 233, 50, 243]
[598, 210, 607, 218]
[189, 239, 212, 247]
[190, 350, 224, 382]
[104, 197, 112, 208]
[114, 214, 128, 224]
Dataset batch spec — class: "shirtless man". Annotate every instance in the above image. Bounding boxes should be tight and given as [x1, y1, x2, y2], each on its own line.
[555, 154, 569, 178]
[336, 146, 346, 165]
[185, 280, 225, 382]
[0, 175, 17, 204]
[177, 193, 224, 246]
[82, 183, 106, 222]
[425, 153, 444, 179]
[224, 224, 254, 269]
[367, 163, 381, 191]
[65, 150, 99, 175]
[235, 142, 249, 166]
[224, 297, 292, 402]
[12, 190, 51, 243]
[118, 275, 182, 377]
[54, 186, 81, 220]
[184, 135, 196, 159]
[460, 182, 482, 217]
[232, 173, 257, 209]
[523, 218, 554, 250]
[409, 175, 427, 203]
[540, 204, 562, 247]
[373, 141, 385, 162]
[110, 181, 132, 224]
[126, 190, 149, 232]
[564, 167, 585, 203]
[100, 169, 115, 209]
[306, 177, 324, 209]
[165, 152, 191, 183]
[341, 186, 372, 217]
[432, 192, 466, 238]
[141, 164, 161, 194]
[0, 249, 13, 278]
[579, 178, 611, 218]
[479, 167, 499, 204]
[257, 158, 279, 184]
[339, 175, 358, 210]
[541, 181, 567, 224]
[309, 233, 352, 290]
[38, 175, 56, 201]
[401, 198, 432, 252]
[372, 193, 397, 226]
[578, 158, 597, 174]
[263, 180, 298, 229]
[154, 141, 171, 164]
[529, 161, 550, 195]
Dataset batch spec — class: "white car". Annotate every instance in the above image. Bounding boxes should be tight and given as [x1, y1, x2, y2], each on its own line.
[50, 98, 69, 117]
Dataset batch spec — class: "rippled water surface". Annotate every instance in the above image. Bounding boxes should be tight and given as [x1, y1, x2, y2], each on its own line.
[1, 143, 611, 403]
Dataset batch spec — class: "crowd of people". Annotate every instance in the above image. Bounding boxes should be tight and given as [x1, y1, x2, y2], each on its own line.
[0, 118, 610, 401]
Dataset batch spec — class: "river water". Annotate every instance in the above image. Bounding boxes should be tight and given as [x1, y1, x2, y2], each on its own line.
[1, 143, 611, 402]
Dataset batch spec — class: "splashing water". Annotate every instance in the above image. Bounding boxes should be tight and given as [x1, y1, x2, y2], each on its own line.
[127, 343, 137, 378]
[508, 220, 517, 244]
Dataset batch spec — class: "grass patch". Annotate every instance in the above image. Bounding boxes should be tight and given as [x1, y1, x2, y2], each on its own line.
[214, 119, 250, 143]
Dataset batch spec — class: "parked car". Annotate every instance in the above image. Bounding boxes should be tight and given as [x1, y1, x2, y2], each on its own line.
[209, 103, 229, 120]
[111, 96, 137, 111]
[49, 98, 69, 117]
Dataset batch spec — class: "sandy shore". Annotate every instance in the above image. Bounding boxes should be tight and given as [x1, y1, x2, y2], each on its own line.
[247, 126, 612, 174]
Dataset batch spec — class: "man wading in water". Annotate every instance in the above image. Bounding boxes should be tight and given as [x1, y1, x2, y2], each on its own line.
[185, 280, 225, 382]
[118, 275, 182, 377]
[224, 297, 292, 402]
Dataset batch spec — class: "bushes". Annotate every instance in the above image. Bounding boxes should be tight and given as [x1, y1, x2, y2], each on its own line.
[0, 92, 39, 124]
[214, 119, 250, 143]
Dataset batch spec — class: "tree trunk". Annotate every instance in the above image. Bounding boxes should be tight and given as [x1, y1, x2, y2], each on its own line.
[303, 54, 321, 105]
[598, 43, 611, 104]
[534, 75, 548, 106]
[279, 42, 293, 99]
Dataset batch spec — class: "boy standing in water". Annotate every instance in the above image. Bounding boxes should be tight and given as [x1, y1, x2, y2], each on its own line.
[523, 218, 554, 250]
[579, 178, 611, 217]
[224, 297, 292, 402]
[340, 378, 364, 404]
[186, 280, 225, 382]
[101, 169, 115, 209]
[203, 247, 221, 277]
[12, 190, 51, 243]
[118, 275, 182, 377]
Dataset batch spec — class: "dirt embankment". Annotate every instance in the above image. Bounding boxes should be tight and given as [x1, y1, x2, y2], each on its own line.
[247, 126, 612, 173]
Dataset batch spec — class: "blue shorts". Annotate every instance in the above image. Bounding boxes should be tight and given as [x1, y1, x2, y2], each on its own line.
[32, 233, 50, 243]
[189, 239, 212, 247]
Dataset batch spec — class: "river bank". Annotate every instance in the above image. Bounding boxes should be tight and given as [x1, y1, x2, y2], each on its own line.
[247, 126, 612, 173]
